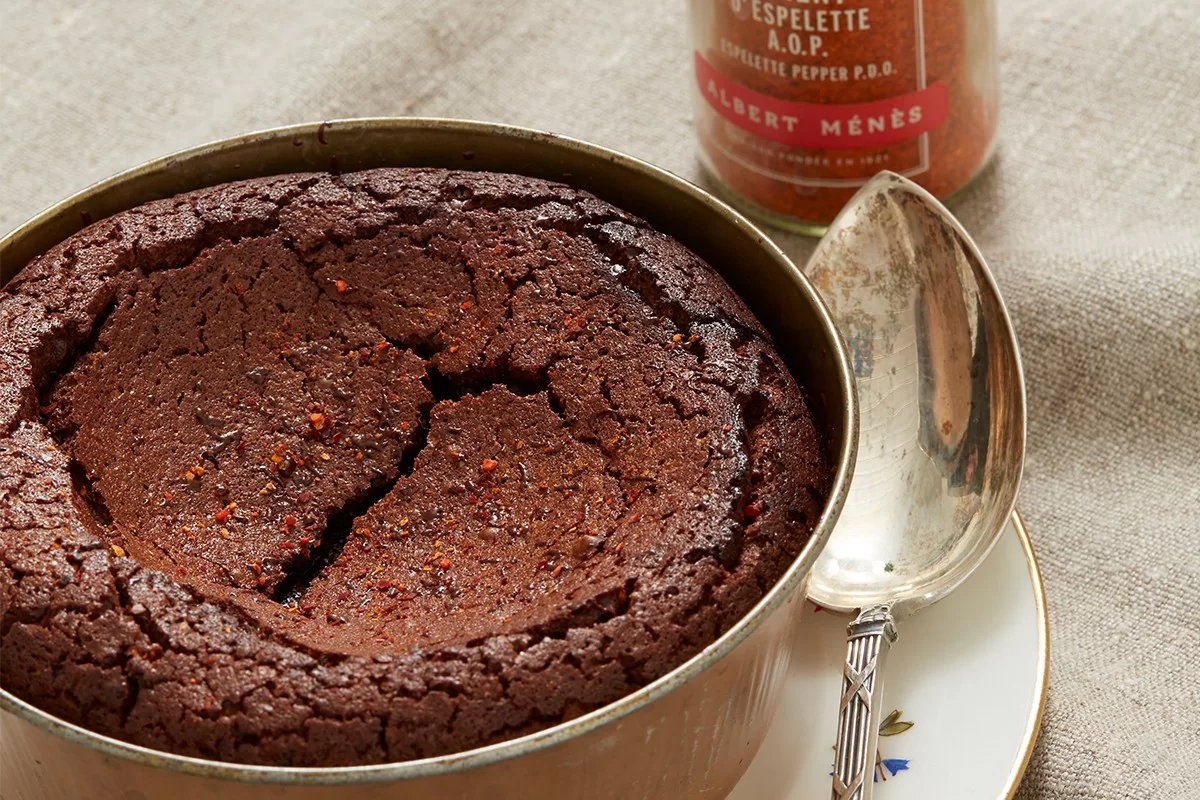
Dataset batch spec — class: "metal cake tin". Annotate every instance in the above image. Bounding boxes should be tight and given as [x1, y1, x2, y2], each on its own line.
[0, 118, 858, 800]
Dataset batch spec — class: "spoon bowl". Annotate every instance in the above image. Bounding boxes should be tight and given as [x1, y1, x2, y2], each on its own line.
[806, 172, 1025, 615]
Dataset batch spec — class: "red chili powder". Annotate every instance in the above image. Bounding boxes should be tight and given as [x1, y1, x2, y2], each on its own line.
[691, 0, 999, 228]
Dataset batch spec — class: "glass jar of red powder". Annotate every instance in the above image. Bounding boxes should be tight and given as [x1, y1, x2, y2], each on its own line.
[689, 0, 999, 234]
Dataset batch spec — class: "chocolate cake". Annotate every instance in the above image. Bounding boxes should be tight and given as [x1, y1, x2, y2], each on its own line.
[0, 168, 829, 766]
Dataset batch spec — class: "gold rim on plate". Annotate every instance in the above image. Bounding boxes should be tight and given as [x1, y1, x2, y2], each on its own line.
[1003, 509, 1050, 799]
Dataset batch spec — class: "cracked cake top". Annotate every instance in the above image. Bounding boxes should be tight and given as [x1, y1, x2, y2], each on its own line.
[0, 168, 829, 766]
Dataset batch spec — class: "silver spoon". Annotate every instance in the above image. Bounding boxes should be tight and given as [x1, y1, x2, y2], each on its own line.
[803, 172, 1026, 800]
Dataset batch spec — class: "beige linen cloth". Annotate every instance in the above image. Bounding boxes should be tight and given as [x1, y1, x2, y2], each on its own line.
[2, 1, 1197, 797]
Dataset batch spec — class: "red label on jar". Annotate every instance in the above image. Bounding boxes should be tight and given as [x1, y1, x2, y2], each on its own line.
[694, 52, 947, 150]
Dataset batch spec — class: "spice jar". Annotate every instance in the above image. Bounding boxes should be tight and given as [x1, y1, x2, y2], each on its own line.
[689, 0, 999, 234]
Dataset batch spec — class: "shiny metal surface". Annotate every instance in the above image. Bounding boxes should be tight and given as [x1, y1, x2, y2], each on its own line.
[803, 172, 1025, 800]
[0, 119, 858, 799]
[832, 604, 896, 800]
[806, 171, 1025, 615]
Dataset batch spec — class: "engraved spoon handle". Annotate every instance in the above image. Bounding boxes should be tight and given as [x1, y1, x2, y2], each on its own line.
[831, 604, 898, 800]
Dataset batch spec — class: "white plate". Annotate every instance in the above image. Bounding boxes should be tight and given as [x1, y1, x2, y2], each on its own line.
[732, 512, 1047, 800]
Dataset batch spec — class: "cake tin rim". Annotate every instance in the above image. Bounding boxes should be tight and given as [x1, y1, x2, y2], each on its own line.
[0, 117, 858, 785]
